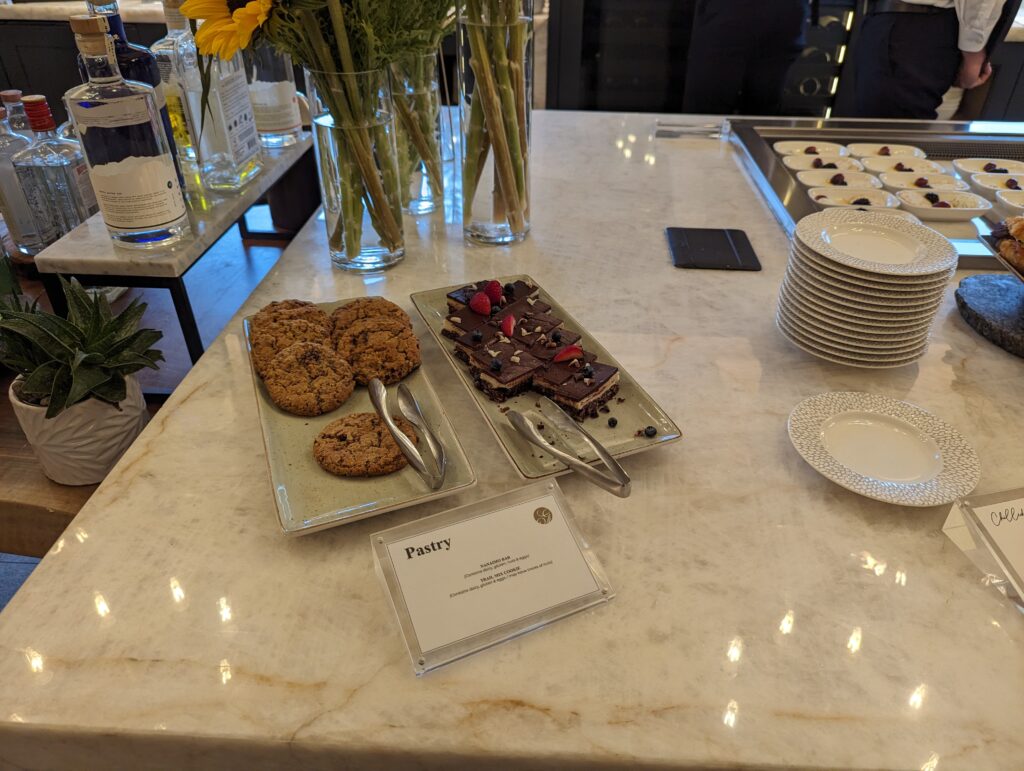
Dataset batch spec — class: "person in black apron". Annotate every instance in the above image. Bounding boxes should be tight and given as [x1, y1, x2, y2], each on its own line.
[683, 0, 810, 115]
[848, 0, 1011, 119]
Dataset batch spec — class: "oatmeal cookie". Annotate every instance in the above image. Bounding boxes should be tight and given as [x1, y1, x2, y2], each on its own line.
[314, 413, 418, 476]
[330, 297, 411, 335]
[252, 299, 329, 334]
[333, 317, 421, 385]
[251, 318, 330, 378]
[263, 342, 354, 416]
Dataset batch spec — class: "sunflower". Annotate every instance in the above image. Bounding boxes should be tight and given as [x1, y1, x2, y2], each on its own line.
[181, 0, 272, 60]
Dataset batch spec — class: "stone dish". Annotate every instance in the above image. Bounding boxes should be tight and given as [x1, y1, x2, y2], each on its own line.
[787, 391, 980, 507]
[896, 190, 991, 222]
[243, 299, 476, 536]
[411, 275, 682, 479]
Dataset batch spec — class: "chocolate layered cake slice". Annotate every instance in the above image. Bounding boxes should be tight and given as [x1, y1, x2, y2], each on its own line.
[453, 324, 504, 362]
[545, 361, 620, 420]
[442, 306, 491, 339]
[446, 280, 490, 313]
[468, 342, 543, 401]
[529, 327, 582, 361]
[446, 278, 540, 313]
[533, 351, 598, 396]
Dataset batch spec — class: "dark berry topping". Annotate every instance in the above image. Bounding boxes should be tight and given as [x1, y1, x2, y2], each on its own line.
[471, 329, 483, 342]
[924, 192, 940, 204]
[984, 162, 998, 172]
[821, 162, 838, 169]
[490, 357, 503, 371]
[894, 162, 910, 172]
[879, 146, 891, 156]
[607, 417, 618, 428]
[643, 425, 657, 438]
[1008, 178, 1021, 190]
[913, 177, 930, 188]
[851, 197, 871, 205]
[994, 168, 1009, 174]
[812, 157, 824, 168]
[829, 173, 846, 186]
[932, 201, 952, 208]
[804, 146, 818, 155]
[582, 364, 594, 378]
[503, 282, 515, 295]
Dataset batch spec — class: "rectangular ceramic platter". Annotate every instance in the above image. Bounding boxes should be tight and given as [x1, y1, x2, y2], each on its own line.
[244, 300, 476, 536]
[410, 275, 682, 479]
[980, 234, 1024, 283]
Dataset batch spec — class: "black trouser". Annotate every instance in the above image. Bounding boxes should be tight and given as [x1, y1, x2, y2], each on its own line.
[683, 0, 808, 115]
[849, 11, 960, 119]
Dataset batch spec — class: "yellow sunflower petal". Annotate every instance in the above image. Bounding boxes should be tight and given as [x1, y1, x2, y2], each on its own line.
[180, 0, 229, 21]
[194, 17, 234, 57]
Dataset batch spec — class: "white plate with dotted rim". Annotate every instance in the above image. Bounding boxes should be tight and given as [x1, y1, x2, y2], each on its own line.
[786, 259, 947, 308]
[778, 292, 931, 343]
[795, 209, 957, 276]
[790, 243, 952, 291]
[783, 270, 944, 319]
[775, 315, 927, 369]
[789, 248, 950, 299]
[779, 282, 938, 331]
[777, 303, 929, 354]
[776, 312, 929, 363]
[787, 392, 980, 507]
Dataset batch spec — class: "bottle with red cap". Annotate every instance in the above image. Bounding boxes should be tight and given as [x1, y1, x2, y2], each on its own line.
[11, 95, 99, 247]
[0, 91, 34, 141]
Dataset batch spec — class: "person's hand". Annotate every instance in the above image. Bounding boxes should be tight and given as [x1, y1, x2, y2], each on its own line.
[956, 50, 993, 89]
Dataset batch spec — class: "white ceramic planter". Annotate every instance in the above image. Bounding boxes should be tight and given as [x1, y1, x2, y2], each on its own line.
[9, 375, 149, 486]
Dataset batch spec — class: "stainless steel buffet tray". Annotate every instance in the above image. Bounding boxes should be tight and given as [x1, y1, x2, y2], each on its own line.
[723, 116, 1024, 270]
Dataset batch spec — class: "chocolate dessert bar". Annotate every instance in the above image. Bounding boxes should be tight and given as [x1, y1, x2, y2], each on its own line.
[468, 342, 542, 401]
[442, 306, 491, 338]
[540, 361, 620, 419]
[446, 279, 539, 313]
[529, 328, 582, 361]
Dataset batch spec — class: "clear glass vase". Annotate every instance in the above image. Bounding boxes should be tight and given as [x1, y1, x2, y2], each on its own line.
[390, 53, 444, 216]
[245, 41, 302, 149]
[307, 69, 405, 271]
[458, 0, 533, 244]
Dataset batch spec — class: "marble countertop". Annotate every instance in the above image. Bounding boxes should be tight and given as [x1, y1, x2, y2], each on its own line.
[0, 0, 164, 23]
[1, 110, 1023, 770]
[34, 135, 312, 278]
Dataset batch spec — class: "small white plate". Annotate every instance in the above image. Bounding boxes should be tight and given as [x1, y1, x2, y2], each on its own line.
[847, 143, 926, 159]
[778, 304, 929, 354]
[779, 282, 937, 333]
[784, 268, 944, 316]
[896, 190, 991, 221]
[789, 247, 950, 298]
[969, 172, 1024, 200]
[783, 155, 864, 172]
[774, 140, 849, 156]
[795, 170, 882, 188]
[787, 259, 946, 307]
[861, 157, 945, 174]
[808, 187, 899, 208]
[778, 292, 931, 342]
[879, 172, 969, 192]
[776, 314, 928, 368]
[952, 158, 1024, 177]
[791, 239, 952, 286]
[787, 392, 981, 507]
[831, 206, 921, 223]
[795, 209, 957, 276]
[996, 189, 1024, 214]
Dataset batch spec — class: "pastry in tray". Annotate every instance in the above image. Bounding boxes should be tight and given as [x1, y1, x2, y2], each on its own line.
[442, 279, 620, 420]
[991, 217, 1024, 274]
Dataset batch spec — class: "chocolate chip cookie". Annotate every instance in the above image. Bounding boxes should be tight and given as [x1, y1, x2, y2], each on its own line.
[314, 413, 418, 476]
[334, 317, 421, 385]
[252, 299, 330, 335]
[251, 318, 330, 378]
[263, 342, 354, 416]
[330, 297, 411, 335]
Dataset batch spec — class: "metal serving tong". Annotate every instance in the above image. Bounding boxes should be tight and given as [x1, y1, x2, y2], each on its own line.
[368, 379, 446, 490]
[506, 397, 631, 498]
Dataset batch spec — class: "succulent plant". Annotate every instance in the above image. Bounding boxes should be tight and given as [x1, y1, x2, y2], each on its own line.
[0, 277, 163, 418]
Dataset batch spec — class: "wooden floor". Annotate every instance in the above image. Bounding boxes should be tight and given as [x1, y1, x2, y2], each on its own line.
[1, 209, 287, 556]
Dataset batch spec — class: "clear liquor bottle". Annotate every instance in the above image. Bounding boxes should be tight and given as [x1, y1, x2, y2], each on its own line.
[0, 106, 42, 255]
[181, 28, 262, 191]
[65, 15, 189, 249]
[11, 95, 99, 247]
[81, 1, 183, 185]
[151, 0, 198, 163]
[0, 91, 34, 142]
[245, 41, 302, 148]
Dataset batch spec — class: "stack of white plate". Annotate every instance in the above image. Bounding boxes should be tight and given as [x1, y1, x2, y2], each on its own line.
[778, 209, 958, 368]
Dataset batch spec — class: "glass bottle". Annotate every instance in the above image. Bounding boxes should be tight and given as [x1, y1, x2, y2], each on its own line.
[0, 91, 34, 142]
[151, 0, 198, 163]
[182, 27, 262, 191]
[65, 15, 189, 249]
[245, 41, 302, 148]
[11, 95, 99, 248]
[0, 106, 42, 255]
[81, 1, 183, 185]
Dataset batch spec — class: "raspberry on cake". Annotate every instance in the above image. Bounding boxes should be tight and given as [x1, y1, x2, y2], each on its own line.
[446, 278, 539, 313]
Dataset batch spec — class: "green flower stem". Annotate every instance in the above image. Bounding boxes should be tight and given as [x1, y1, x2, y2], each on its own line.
[393, 87, 443, 202]
[461, 90, 489, 222]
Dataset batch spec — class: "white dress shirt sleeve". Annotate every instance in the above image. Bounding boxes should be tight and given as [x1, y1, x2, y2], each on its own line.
[955, 0, 1006, 52]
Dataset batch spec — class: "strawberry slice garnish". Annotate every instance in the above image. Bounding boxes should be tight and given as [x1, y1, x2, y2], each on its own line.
[552, 344, 584, 363]
[483, 280, 503, 304]
[468, 291, 491, 316]
[500, 314, 515, 336]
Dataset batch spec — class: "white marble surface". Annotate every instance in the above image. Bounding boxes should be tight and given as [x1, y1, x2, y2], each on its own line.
[1, 111, 1023, 770]
[34, 135, 312, 278]
[0, 0, 164, 23]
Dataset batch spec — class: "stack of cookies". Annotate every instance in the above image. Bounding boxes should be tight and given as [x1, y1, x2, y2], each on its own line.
[248, 297, 423, 477]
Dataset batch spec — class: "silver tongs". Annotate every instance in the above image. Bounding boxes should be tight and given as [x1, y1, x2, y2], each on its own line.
[368, 379, 447, 490]
[506, 397, 631, 498]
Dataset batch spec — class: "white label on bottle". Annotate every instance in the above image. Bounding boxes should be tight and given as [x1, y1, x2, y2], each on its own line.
[0, 160, 39, 242]
[71, 96, 153, 130]
[249, 79, 301, 133]
[88, 154, 185, 231]
[219, 67, 260, 166]
[75, 162, 99, 216]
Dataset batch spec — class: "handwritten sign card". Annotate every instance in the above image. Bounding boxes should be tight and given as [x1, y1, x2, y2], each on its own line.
[372, 481, 613, 675]
[959, 487, 1024, 599]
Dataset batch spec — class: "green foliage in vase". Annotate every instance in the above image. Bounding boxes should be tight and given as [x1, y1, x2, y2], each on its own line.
[0, 278, 163, 418]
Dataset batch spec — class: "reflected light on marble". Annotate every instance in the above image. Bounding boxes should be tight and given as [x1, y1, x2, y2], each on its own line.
[991, 620, 1002, 628]
[219, 659, 232, 685]
[643, 153, 656, 166]
[22, 647, 44, 673]
[627, 134, 637, 144]
[218, 597, 232, 623]
[847, 627, 862, 654]
[727, 637, 744, 663]
[921, 752, 940, 770]
[623, 147, 633, 160]
[9, 713, 24, 723]
[49, 538, 64, 556]
[722, 700, 739, 728]
[779, 610, 795, 635]
[94, 593, 111, 618]
[74, 527, 89, 543]
[895, 570, 908, 587]
[615, 139, 624, 150]
[909, 684, 927, 710]
[858, 551, 887, 576]
[169, 578, 185, 604]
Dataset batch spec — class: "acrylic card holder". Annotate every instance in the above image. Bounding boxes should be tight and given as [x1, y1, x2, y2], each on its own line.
[955, 486, 1024, 605]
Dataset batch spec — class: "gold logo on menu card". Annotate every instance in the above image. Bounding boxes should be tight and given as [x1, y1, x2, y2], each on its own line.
[533, 507, 553, 524]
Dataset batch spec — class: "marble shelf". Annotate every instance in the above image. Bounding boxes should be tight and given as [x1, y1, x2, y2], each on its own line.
[33, 135, 312, 279]
[0, 111, 1022, 770]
